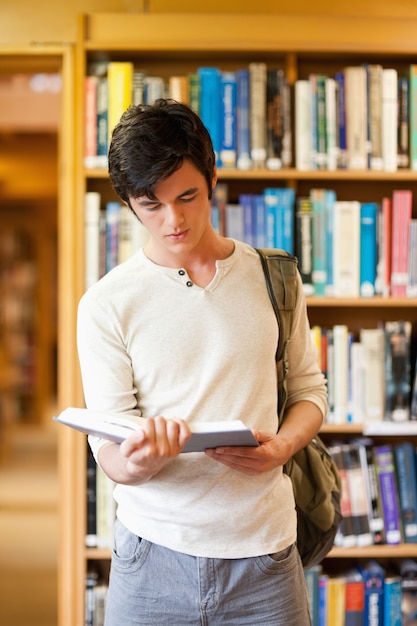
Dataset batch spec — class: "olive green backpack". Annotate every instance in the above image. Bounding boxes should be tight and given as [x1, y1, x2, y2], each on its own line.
[256, 248, 342, 569]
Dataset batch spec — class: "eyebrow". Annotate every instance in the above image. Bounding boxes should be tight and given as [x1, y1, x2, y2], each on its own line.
[136, 187, 200, 206]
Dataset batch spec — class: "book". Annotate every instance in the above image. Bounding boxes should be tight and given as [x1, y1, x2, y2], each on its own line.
[105, 201, 121, 273]
[197, 67, 222, 163]
[344, 569, 365, 626]
[266, 69, 286, 170]
[397, 75, 410, 169]
[238, 193, 255, 247]
[252, 193, 266, 248]
[168, 75, 189, 104]
[304, 565, 322, 626]
[235, 68, 251, 170]
[381, 68, 398, 172]
[314, 74, 328, 170]
[107, 61, 134, 143]
[334, 70, 347, 169]
[328, 443, 356, 547]
[326, 576, 346, 625]
[53, 407, 259, 453]
[375, 196, 392, 297]
[249, 62, 267, 168]
[295, 196, 314, 296]
[310, 188, 329, 296]
[360, 202, 378, 297]
[211, 182, 228, 236]
[84, 75, 98, 168]
[399, 558, 417, 625]
[410, 64, 417, 171]
[357, 560, 385, 626]
[394, 442, 417, 543]
[356, 437, 385, 544]
[384, 320, 412, 421]
[332, 324, 349, 424]
[84, 191, 101, 289]
[412, 353, 417, 420]
[344, 66, 368, 170]
[86, 447, 97, 547]
[366, 63, 383, 170]
[219, 71, 237, 168]
[225, 203, 244, 241]
[383, 576, 402, 626]
[360, 327, 386, 423]
[294, 79, 311, 171]
[143, 75, 165, 104]
[96, 76, 109, 168]
[342, 442, 373, 546]
[332, 200, 360, 297]
[317, 574, 329, 626]
[407, 218, 417, 296]
[374, 444, 402, 545]
[391, 189, 413, 296]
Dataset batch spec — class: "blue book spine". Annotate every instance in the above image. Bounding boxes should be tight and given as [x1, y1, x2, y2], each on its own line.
[105, 201, 121, 273]
[252, 194, 266, 248]
[357, 561, 384, 626]
[394, 442, 417, 542]
[304, 566, 321, 626]
[317, 574, 328, 626]
[238, 193, 255, 247]
[360, 202, 378, 296]
[383, 577, 402, 626]
[325, 189, 336, 295]
[96, 76, 109, 167]
[310, 188, 328, 295]
[263, 188, 279, 248]
[235, 68, 251, 170]
[220, 71, 237, 168]
[198, 67, 222, 164]
[280, 188, 295, 254]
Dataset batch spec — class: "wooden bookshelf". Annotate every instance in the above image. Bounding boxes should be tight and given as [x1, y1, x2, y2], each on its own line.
[60, 12, 417, 626]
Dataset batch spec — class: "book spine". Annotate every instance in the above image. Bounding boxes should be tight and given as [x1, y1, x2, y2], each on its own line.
[252, 194, 266, 248]
[332, 200, 361, 297]
[295, 197, 314, 296]
[198, 67, 222, 164]
[96, 76, 109, 168]
[384, 320, 412, 421]
[359, 328, 386, 422]
[391, 189, 412, 296]
[220, 71, 237, 168]
[394, 442, 417, 542]
[409, 64, 417, 170]
[249, 62, 267, 168]
[238, 193, 255, 247]
[397, 75, 410, 168]
[266, 69, 284, 170]
[314, 74, 328, 169]
[107, 61, 134, 143]
[84, 191, 101, 290]
[381, 68, 398, 172]
[325, 76, 337, 171]
[84, 75, 98, 168]
[235, 68, 251, 170]
[383, 577, 402, 626]
[310, 188, 328, 296]
[360, 202, 378, 297]
[188, 72, 200, 114]
[342, 443, 373, 546]
[168, 75, 190, 104]
[374, 444, 402, 545]
[345, 66, 368, 170]
[105, 201, 121, 273]
[366, 64, 383, 170]
[358, 440, 385, 544]
[334, 71, 347, 169]
[295, 79, 312, 171]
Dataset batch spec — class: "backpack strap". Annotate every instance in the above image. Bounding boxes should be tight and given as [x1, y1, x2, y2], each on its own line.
[256, 248, 298, 426]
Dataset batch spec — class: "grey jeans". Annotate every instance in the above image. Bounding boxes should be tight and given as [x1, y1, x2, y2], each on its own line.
[104, 519, 311, 626]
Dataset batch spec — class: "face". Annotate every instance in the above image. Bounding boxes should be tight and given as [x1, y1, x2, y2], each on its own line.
[129, 160, 216, 263]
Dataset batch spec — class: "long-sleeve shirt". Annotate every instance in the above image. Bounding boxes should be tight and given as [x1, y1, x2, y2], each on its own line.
[77, 240, 327, 558]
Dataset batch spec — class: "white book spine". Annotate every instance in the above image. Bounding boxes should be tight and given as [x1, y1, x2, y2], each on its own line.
[295, 80, 311, 171]
[332, 200, 360, 297]
[381, 68, 398, 172]
[84, 191, 101, 289]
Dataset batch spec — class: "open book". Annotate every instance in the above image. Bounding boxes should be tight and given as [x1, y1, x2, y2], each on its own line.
[53, 407, 259, 453]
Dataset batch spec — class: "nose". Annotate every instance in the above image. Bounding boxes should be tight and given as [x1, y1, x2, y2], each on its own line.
[166, 203, 185, 229]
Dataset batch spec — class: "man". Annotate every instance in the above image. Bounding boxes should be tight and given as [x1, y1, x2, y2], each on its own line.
[77, 99, 327, 625]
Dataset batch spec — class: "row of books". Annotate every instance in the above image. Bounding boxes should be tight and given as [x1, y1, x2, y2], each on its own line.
[86, 447, 115, 550]
[305, 559, 417, 626]
[85, 187, 417, 300]
[315, 321, 417, 424]
[214, 185, 416, 298]
[84, 60, 417, 174]
[328, 439, 417, 550]
[295, 64, 411, 173]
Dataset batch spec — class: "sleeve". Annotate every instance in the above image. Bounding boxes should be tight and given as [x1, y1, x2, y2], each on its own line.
[284, 271, 328, 421]
[76, 290, 142, 459]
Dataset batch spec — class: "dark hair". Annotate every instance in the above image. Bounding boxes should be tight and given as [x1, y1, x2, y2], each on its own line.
[108, 99, 216, 205]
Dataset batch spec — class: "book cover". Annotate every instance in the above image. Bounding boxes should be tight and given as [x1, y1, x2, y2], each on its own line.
[225, 204, 244, 241]
[235, 68, 252, 170]
[344, 569, 365, 626]
[294, 79, 312, 171]
[325, 76, 337, 171]
[357, 560, 385, 626]
[84, 191, 101, 290]
[373, 444, 402, 545]
[220, 71, 237, 168]
[249, 62, 267, 168]
[384, 320, 412, 421]
[54, 408, 259, 453]
[304, 565, 321, 626]
[360, 202, 378, 297]
[333, 200, 360, 297]
[197, 67, 222, 164]
[107, 61, 134, 143]
[295, 196, 314, 296]
[381, 68, 398, 172]
[394, 442, 417, 543]
[342, 442, 373, 546]
[384, 576, 402, 626]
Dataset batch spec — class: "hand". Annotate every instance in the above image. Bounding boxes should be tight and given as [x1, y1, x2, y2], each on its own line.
[117, 416, 192, 483]
[204, 429, 290, 476]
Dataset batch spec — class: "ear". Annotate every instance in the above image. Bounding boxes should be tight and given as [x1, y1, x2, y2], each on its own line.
[211, 165, 218, 190]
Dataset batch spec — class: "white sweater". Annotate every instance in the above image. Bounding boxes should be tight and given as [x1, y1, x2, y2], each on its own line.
[77, 240, 327, 558]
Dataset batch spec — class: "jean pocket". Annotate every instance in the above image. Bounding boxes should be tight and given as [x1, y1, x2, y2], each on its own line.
[112, 518, 150, 572]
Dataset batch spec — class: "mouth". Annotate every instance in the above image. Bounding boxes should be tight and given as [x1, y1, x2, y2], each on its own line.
[166, 229, 189, 241]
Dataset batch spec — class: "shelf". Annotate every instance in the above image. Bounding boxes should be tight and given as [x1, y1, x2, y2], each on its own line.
[327, 544, 417, 559]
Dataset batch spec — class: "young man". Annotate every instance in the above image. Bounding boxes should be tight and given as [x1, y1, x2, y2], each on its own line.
[77, 99, 327, 625]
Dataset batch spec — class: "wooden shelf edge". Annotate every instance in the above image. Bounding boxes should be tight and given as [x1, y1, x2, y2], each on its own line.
[327, 544, 417, 559]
